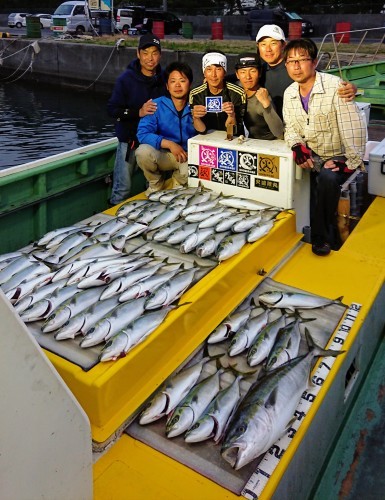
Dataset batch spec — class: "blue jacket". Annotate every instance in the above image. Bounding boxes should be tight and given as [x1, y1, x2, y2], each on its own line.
[137, 96, 195, 151]
[107, 59, 166, 143]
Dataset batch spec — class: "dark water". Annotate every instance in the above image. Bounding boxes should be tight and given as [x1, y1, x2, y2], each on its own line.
[0, 81, 115, 169]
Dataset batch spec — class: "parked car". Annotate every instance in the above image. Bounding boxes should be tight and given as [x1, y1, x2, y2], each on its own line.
[140, 10, 182, 35]
[114, 6, 145, 32]
[22, 14, 53, 29]
[246, 8, 313, 40]
[8, 13, 29, 28]
[51, 1, 92, 35]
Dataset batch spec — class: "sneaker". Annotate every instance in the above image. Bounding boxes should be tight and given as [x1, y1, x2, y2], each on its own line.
[312, 241, 331, 256]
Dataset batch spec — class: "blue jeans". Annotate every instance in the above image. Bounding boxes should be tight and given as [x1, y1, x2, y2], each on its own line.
[109, 141, 137, 205]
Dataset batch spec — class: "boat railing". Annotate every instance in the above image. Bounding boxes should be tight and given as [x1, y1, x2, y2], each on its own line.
[317, 26, 385, 75]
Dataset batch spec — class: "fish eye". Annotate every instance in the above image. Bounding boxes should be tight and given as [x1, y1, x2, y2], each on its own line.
[237, 425, 246, 433]
[190, 423, 200, 431]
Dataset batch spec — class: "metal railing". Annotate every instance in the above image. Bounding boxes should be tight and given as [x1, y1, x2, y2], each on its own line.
[317, 26, 385, 75]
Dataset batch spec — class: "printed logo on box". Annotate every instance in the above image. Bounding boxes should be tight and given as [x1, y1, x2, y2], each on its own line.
[238, 152, 258, 175]
[218, 148, 237, 171]
[224, 171, 237, 186]
[237, 173, 251, 189]
[255, 178, 279, 191]
[258, 154, 280, 179]
[211, 168, 224, 184]
[199, 145, 217, 167]
[206, 96, 222, 112]
[199, 166, 212, 181]
[188, 165, 199, 178]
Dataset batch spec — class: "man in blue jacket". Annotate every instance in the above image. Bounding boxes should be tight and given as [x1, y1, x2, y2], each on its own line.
[136, 62, 196, 195]
[107, 33, 166, 205]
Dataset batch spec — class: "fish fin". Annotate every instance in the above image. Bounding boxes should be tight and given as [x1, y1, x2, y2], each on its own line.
[265, 387, 278, 409]
[304, 328, 346, 358]
[284, 416, 297, 433]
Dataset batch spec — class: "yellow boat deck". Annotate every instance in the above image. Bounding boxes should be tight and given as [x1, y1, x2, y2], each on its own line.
[91, 196, 385, 499]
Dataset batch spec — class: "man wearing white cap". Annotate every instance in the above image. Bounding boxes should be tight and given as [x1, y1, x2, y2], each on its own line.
[255, 25, 356, 119]
[189, 50, 246, 136]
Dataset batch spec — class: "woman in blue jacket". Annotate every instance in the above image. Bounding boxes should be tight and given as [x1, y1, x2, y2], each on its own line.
[136, 61, 196, 195]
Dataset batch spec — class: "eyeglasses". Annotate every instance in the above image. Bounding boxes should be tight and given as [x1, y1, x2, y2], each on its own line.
[285, 58, 312, 66]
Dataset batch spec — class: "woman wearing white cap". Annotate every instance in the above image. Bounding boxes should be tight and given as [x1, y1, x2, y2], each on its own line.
[189, 50, 246, 137]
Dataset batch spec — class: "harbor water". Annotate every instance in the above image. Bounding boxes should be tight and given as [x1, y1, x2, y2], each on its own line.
[0, 80, 115, 170]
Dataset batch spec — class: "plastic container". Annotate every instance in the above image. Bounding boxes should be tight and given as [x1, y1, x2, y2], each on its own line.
[368, 138, 385, 197]
[211, 21, 223, 40]
[288, 21, 302, 40]
[152, 20, 164, 39]
[182, 21, 193, 39]
[26, 16, 41, 38]
[335, 22, 351, 43]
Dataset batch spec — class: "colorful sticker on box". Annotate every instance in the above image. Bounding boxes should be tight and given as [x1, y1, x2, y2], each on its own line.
[199, 166, 212, 181]
[255, 178, 279, 191]
[258, 154, 280, 179]
[237, 173, 251, 189]
[211, 168, 224, 184]
[218, 148, 237, 171]
[199, 145, 217, 167]
[238, 152, 258, 175]
[224, 171, 237, 186]
[206, 96, 223, 112]
[189, 165, 199, 178]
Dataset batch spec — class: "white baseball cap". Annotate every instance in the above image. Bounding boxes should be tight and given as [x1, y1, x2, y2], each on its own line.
[256, 24, 286, 42]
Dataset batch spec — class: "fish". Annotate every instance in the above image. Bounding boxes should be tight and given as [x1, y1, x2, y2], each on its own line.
[139, 357, 210, 425]
[228, 308, 271, 357]
[247, 313, 287, 367]
[99, 305, 180, 362]
[179, 227, 215, 254]
[44, 225, 94, 249]
[247, 220, 274, 243]
[197, 209, 234, 229]
[41, 287, 105, 333]
[218, 197, 271, 211]
[166, 223, 199, 245]
[36, 225, 86, 247]
[195, 231, 231, 258]
[0, 254, 38, 285]
[166, 368, 223, 438]
[57, 238, 98, 265]
[110, 221, 148, 242]
[126, 202, 160, 221]
[100, 262, 163, 300]
[215, 232, 248, 262]
[5, 271, 55, 304]
[184, 207, 224, 224]
[60, 239, 125, 264]
[207, 307, 252, 344]
[135, 204, 168, 224]
[1, 262, 52, 294]
[79, 296, 147, 348]
[151, 220, 185, 242]
[50, 259, 97, 282]
[221, 330, 345, 470]
[181, 197, 220, 217]
[265, 316, 315, 371]
[215, 213, 246, 233]
[76, 259, 151, 289]
[14, 278, 68, 315]
[144, 268, 196, 309]
[116, 199, 149, 217]
[258, 290, 344, 312]
[147, 206, 184, 231]
[232, 212, 262, 233]
[20, 284, 81, 322]
[185, 189, 212, 207]
[54, 296, 121, 340]
[118, 267, 182, 302]
[184, 375, 242, 444]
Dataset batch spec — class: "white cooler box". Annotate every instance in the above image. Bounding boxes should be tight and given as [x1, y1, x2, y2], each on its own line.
[368, 138, 385, 197]
[187, 131, 310, 232]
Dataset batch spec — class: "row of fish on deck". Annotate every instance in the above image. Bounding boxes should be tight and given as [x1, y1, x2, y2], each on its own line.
[138, 288, 344, 470]
[0, 184, 280, 362]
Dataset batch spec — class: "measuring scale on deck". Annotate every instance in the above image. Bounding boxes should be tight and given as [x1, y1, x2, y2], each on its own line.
[241, 303, 361, 499]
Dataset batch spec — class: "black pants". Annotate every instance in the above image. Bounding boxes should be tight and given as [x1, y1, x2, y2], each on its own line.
[310, 167, 351, 250]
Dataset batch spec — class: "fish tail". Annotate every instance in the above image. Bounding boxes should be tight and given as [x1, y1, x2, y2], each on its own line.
[304, 328, 346, 358]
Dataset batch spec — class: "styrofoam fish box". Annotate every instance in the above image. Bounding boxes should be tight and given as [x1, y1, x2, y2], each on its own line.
[188, 130, 310, 232]
[368, 138, 385, 197]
